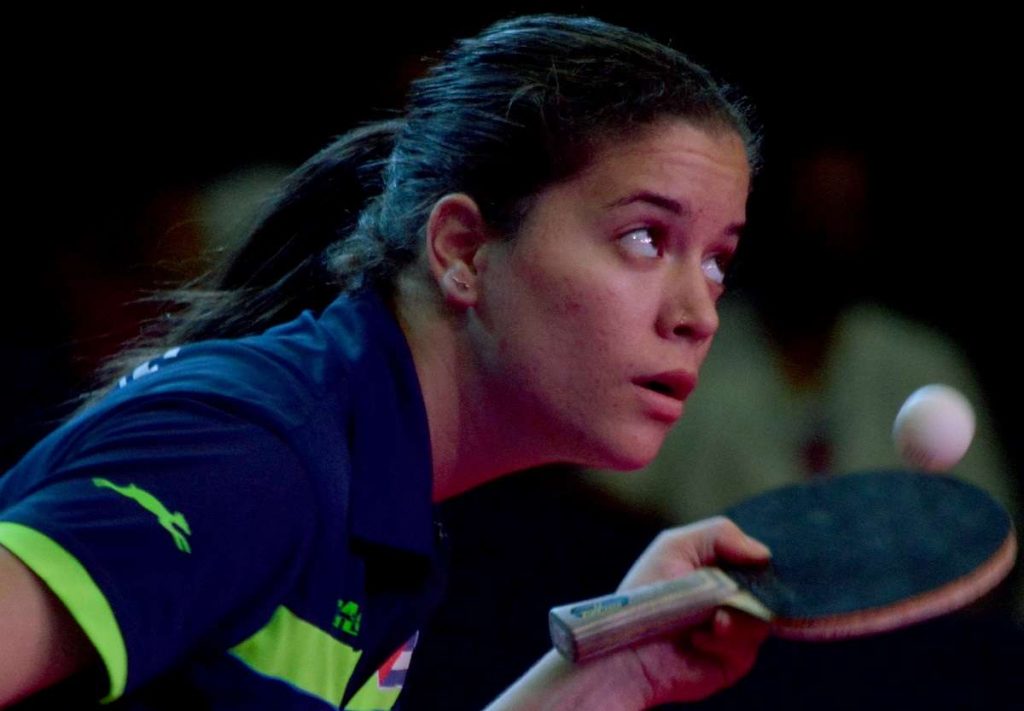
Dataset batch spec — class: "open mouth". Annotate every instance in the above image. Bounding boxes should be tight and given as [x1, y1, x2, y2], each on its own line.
[641, 380, 676, 398]
[633, 372, 696, 402]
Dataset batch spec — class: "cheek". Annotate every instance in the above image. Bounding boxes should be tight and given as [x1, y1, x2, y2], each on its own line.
[560, 272, 649, 344]
[485, 278, 593, 389]
[545, 277, 648, 392]
[486, 245, 653, 384]
[532, 270, 615, 346]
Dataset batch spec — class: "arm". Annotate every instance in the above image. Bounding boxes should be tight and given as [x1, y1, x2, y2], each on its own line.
[0, 396, 318, 705]
[0, 544, 97, 708]
[484, 517, 771, 711]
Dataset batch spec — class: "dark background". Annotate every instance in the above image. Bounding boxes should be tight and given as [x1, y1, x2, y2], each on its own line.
[4, 6, 1021, 708]
[7, 7, 1018, 469]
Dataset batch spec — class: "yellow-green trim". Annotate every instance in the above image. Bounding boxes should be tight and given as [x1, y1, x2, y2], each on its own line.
[230, 605, 363, 706]
[0, 522, 127, 702]
[344, 672, 403, 710]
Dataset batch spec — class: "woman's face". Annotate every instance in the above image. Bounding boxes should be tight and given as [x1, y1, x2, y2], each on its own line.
[469, 120, 751, 470]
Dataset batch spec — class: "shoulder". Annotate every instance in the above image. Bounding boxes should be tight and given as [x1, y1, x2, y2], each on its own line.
[111, 321, 342, 429]
[2, 290, 422, 501]
[108, 290, 409, 424]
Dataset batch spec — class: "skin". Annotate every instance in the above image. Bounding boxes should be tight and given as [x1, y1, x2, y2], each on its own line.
[0, 546, 96, 706]
[1, 120, 767, 709]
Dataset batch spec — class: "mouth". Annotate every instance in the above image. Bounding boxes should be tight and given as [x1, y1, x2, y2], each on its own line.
[633, 371, 697, 402]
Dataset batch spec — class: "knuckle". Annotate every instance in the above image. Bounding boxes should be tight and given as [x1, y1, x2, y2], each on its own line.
[709, 515, 740, 535]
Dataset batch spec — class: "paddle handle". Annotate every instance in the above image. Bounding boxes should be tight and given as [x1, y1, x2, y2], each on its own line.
[549, 567, 741, 662]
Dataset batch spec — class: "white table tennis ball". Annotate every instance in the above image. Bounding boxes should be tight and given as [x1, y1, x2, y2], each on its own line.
[893, 384, 976, 472]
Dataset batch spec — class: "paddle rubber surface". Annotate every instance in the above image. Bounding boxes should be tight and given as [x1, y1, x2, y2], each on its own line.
[721, 470, 1016, 638]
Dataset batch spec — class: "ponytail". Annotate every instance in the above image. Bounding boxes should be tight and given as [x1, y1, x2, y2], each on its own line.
[84, 120, 401, 405]
[173, 119, 402, 343]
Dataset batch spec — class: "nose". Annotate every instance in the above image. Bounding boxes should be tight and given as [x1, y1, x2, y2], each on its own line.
[659, 266, 720, 343]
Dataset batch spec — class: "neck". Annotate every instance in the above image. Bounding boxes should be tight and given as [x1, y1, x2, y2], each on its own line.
[394, 278, 550, 502]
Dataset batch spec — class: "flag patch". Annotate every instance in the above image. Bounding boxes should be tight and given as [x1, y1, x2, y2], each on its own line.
[376, 632, 418, 689]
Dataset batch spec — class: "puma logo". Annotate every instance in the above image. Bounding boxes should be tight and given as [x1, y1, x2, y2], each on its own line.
[92, 478, 192, 554]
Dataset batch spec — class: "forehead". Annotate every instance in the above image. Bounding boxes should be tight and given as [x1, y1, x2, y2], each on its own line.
[571, 120, 751, 205]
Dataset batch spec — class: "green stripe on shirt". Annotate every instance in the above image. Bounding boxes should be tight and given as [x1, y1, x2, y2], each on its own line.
[345, 673, 403, 710]
[230, 605, 363, 706]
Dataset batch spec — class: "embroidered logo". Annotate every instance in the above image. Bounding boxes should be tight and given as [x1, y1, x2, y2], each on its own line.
[333, 600, 362, 637]
[118, 347, 182, 388]
[92, 478, 192, 553]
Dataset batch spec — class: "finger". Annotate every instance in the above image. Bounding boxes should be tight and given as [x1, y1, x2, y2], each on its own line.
[706, 516, 772, 566]
[628, 609, 769, 706]
[686, 610, 767, 684]
[690, 609, 770, 655]
[618, 517, 772, 591]
[653, 517, 770, 566]
[630, 632, 753, 705]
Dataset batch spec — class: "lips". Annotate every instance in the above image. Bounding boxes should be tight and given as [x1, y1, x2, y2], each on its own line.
[633, 370, 697, 402]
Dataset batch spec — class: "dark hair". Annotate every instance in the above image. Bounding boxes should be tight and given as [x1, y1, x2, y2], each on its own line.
[95, 14, 758, 393]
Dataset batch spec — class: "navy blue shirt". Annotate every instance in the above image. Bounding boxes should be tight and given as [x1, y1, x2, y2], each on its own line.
[0, 291, 447, 709]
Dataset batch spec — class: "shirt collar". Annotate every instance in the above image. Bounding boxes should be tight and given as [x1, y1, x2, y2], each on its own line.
[320, 289, 437, 559]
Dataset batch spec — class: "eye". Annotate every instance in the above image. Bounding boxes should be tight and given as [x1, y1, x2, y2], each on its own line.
[617, 227, 663, 259]
[702, 254, 730, 285]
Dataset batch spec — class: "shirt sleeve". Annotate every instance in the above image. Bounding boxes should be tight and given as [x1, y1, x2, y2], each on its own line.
[0, 394, 319, 703]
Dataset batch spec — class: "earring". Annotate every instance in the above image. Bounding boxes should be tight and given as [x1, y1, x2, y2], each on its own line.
[446, 268, 470, 292]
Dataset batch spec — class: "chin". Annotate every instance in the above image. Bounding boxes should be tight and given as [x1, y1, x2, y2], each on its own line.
[579, 429, 666, 472]
[599, 452, 657, 472]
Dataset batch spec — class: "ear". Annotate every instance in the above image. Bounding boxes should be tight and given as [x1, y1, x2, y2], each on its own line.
[425, 193, 490, 308]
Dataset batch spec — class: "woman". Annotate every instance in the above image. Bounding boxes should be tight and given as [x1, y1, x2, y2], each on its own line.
[0, 15, 771, 709]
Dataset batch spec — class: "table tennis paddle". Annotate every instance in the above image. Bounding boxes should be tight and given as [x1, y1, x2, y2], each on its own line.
[549, 471, 1017, 662]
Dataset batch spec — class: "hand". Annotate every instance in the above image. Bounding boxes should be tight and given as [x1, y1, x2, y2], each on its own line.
[603, 516, 773, 707]
[485, 517, 771, 711]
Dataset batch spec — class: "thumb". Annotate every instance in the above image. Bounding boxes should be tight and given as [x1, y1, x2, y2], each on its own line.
[708, 516, 772, 566]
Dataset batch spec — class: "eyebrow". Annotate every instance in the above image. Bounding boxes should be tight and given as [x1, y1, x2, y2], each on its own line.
[606, 190, 746, 237]
[607, 191, 689, 216]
